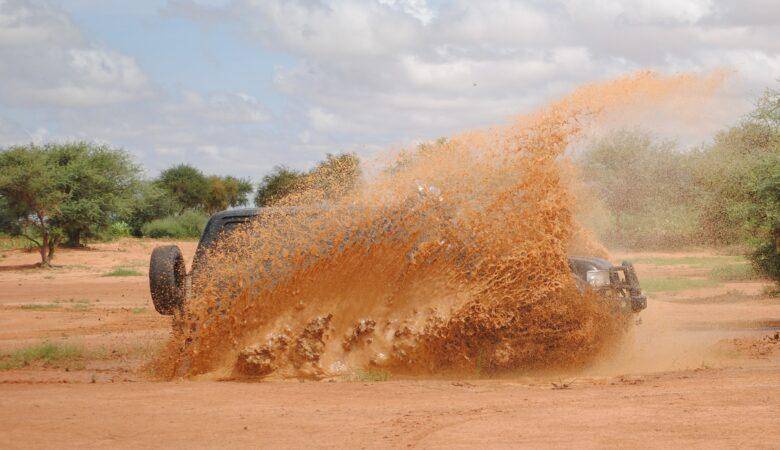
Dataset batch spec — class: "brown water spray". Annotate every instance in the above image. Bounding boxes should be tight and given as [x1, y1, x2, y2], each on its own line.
[154, 71, 724, 380]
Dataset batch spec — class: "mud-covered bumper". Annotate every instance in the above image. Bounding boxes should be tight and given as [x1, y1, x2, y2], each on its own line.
[569, 257, 647, 313]
[603, 262, 647, 313]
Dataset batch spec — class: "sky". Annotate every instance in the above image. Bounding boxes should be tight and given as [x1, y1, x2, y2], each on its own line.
[0, 0, 778, 179]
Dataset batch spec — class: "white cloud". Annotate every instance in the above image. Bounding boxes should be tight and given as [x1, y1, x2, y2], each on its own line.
[308, 107, 340, 132]
[378, 0, 434, 24]
[0, 0, 150, 107]
[3, 0, 779, 177]
[0, 0, 80, 45]
[178, 91, 271, 124]
[222, 0, 422, 59]
[563, 0, 714, 25]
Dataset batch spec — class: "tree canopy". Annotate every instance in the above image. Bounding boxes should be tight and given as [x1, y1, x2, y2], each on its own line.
[0, 143, 140, 263]
[254, 153, 361, 207]
[255, 166, 305, 207]
[155, 164, 210, 211]
[154, 164, 253, 214]
[205, 175, 253, 214]
[47, 143, 140, 246]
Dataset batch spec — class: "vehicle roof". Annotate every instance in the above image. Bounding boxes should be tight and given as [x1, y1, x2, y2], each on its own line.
[209, 207, 261, 220]
[210, 205, 329, 221]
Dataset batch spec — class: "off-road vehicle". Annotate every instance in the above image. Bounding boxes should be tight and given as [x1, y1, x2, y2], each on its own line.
[149, 207, 647, 317]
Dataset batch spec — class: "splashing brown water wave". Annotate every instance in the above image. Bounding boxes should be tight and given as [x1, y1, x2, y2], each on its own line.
[154, 71, 724, 380]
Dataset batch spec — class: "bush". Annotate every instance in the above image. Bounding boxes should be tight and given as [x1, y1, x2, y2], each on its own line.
[577, 130, 700, 249]
[125, 182, 180, 236]
[91, 220, 132, 243]
[141, 210, 208, 239]
[746, 163, 779, 283]
[752, 243, 780, 284]
[108, 221, 132, 238]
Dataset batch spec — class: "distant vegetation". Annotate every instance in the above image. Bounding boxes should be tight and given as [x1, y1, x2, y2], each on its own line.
[577, 88, 779, 284]
[140, 209, 209, 239]
[255, 153, 360, 206]
[0, 140, 359, 265]
[0, 90, 776, 285]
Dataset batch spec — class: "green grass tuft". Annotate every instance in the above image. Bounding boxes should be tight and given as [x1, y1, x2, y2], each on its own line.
[352, 368, 391, 382]
[0, 342, 83, 370]
[20, 303, 58, 310]
[634, 255, 745, 268]
[709, 264, 760, 282]
[641, 277, 720, 293]
[103, 267, 143, 277]
[68, 302, 91, 311]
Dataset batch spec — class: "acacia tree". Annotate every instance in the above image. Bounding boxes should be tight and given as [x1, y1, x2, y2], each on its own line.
[0, 143, 140, 263]
[205, 175, 253, 214]
[255, 166, 306, 206]
[0, 146, 65, 265]
[49, 143, 140, 247]
[254, 153, 361, 207]
[155, 164, 210, 211]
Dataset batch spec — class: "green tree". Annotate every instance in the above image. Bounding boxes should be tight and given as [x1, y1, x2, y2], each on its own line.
[205, 175, 253, 214]
[155, 164, 210, 211]
[746, 161, 780, 284]
[308, 153, 361, 199]
[255, 166, 305, 206]
[254, 153, 361, 207]
[0, 145, 66, 265]
[694, 89, 780, 245]
[124, 181, 180, 236]
[695, 89, 779, 283]
[0, 196, 15, 234]
[47, 143, 140, 247]
[577, 130, 697, 247]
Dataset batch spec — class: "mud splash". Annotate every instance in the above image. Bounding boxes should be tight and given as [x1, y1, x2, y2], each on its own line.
[155, 71, 724, 380]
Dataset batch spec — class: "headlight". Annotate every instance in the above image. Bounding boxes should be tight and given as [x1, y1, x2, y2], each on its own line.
[586, 269, 611, 288]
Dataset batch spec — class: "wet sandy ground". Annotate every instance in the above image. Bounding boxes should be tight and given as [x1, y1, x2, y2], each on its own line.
[0, 240, 778, 448]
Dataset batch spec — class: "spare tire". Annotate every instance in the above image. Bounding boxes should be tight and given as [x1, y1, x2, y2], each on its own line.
[149, 245, 186, 315]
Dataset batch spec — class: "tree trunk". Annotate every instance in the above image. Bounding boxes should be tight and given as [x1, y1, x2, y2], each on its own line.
[40, 229, 51, 267]
[35, 211, 52, 267]
[67, 229, 81, 248]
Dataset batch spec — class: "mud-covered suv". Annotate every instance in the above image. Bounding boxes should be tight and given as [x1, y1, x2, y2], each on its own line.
[149, 207, 647, 317]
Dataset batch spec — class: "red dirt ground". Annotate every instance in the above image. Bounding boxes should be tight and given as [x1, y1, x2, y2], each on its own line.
[0, 240, 778, 448]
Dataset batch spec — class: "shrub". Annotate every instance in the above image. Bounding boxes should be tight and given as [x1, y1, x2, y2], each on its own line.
[94, 221, 132, 242]
[751, 241, 780, 284]
[124, 182, 180, 236]
[108, 221, 132, 238]
[141, 209, 208, 238]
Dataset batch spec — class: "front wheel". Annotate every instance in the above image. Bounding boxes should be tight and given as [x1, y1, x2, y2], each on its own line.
[149, 245, 187, 315]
